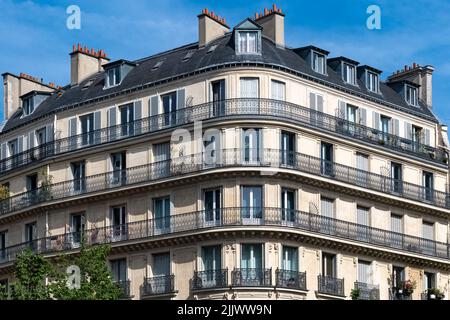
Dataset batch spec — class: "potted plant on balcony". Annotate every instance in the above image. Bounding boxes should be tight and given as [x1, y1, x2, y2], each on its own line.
[350, 288, 360, 300]
[400, 279, 416, 297]
[427, 288, 445, 300]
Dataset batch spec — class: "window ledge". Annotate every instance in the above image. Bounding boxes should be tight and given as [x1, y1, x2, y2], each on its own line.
[315, 291, 347, 300]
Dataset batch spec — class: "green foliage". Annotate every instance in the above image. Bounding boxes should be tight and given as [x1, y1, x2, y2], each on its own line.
[8, 248, 53, 300]
[51, 244, 123, 300]
[350, 288, 360, 300]
[1, 244, 122, 300]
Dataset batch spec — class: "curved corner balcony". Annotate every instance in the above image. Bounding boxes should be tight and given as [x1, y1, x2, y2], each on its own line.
[1, 207, 449, 266]
[0, 98, 446, 176]
[0, 149, 448, 219]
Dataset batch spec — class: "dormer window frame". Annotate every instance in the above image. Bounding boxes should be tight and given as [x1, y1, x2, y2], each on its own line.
[236, 30, 262, 55]
[22, 96, 35, 116]
[103, 60, 136, 90]
[366, 70, 380, 93]
[405, 84, 418, 106]
[311, 50, 326, 75]
[105, 66, 122, 89]
[342, 62, 357, 86]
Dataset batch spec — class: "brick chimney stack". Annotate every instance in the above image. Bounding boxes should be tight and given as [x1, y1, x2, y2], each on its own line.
[70, 44, 110, 86]
[254, 4, 285, 47]
[387, 62, 435, 107]
[198, 8, 230, 48]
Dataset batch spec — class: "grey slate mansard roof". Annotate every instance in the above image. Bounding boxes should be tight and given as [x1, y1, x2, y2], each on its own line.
[1, 33, 439, 134]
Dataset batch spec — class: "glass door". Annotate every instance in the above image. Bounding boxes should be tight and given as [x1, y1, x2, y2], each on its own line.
[281, 189, 295, 225]
[281, 131, 295, 166]
[243, 129, 260, 164]
[154, 197, 171, 235]
[120, 103, 134, 137]
[111, 206, 127, 241]
[242, 186, 262, 225]
[111, 152, 126, 185]
[204, 189, 221, 226]
[70, 213, 85, 248]
[241, 244, 263, 285]
[211, 80, 225, 116]
[162, 92, 177, 126]
[202, 245, 222, 287]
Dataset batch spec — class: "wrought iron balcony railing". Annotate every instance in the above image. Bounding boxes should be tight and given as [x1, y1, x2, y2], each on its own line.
[275, 269, 307, 291]
[192, 269, 228, 290]
[354, 281, 380, 300]
[142, 275, 175, 296]
[317, 275, 345, 297]
[1, 207, 449, 266]
[231, 268, 272, 287]
[390, 288, 413, 300]
[0, 98, 446, 177]
[0, 148, 448, 220]
[114, 280, 131, 299]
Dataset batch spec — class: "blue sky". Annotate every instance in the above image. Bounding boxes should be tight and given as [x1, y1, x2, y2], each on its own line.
[1, 0, 450, 124]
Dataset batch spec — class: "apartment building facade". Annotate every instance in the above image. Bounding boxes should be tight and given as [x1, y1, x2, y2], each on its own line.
[0, 5, 449, 300]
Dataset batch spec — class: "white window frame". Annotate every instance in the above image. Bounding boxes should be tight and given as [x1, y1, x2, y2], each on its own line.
[238, 31, 259, 55]
[105, 66, 122, 88]
[366, 71, 379, 93]
[312, 51, 326, 74]
[406, 85, 418, 106]
[343, 63, 356, 85]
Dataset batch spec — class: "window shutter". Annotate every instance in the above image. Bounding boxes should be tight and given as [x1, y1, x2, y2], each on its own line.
[422, 222, 434, 240]
[357, 207, 369, 226]
[393, 119, 400, 136]
[0, 143, 7, 160]
[134, 100, 143, 134]
[68, 117, 77, 151]
[309, 92, 316, 110]
[150, 95, 159, 116]
[320, 198, 334, 218]
[358, 261, 371, 284]
[17, 136, 24, 154]
[316, 95, 324, 113]
[107, 107, 116, 142]
[338, 100, 346, 119]
[390, 214, 403, 233]
[176, 89, 185, 110]
[107, 107, 116, 126]
[359, 108, 367, 126]
[28, 131, 35, 149]
[93, 111, 101, 144]
[424, 128, 431, 146]
[404, 122, 412, 140]
[372, 112, 380, 130]
[46, 124, 54, 142]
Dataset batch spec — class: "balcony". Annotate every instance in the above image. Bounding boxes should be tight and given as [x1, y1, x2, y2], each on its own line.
[192, 269, 228, 291]
[275, 269, 307, 291]
[114, 280, 131, 299]
[390, 288, 412, 300]
[0, 98, 446, 177]
[1, 149, 449, 221]
[142, 275, 175, 297]
[231, 268, 272, 287]
[317, 275, 345, 297]
[354, 282, 380, 300]
[1, 208, 449, 266]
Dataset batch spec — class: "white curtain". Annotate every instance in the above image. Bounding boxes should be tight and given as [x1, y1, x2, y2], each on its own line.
[240, 78, 259, 98]
[271, 80, 285, 100]
[357, 207, 369, 226]
[390, 214, 403, 233]
[422, 222, 434, 240]
[358, 261, 371, 284]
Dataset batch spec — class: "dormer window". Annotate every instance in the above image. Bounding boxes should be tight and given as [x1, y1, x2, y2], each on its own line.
[406, 85, 418, 106]
[366, 71, 379, 93]
[106, 67, 121, 88]
[234, 18, 262, 55]
[103, 60, 136, 89]
[20, 91, 51, 117]
[343, 63, 356, 85]
[23, 97, 34, 116]
[312, 51, 326, 74]
[238, 31, 259, 54]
